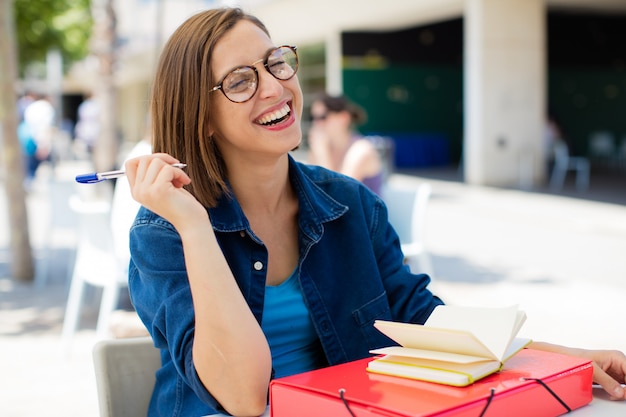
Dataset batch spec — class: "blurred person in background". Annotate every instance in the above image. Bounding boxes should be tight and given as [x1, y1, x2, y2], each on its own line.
[16, 91, 36, 122]
[74, 92, 100, 157]
[308, 93, 384, 195]
[19, 94, 55, 188]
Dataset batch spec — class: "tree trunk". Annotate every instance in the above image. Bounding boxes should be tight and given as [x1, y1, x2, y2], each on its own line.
[0, 0, 35, 282]
[91, 0, 118, 173]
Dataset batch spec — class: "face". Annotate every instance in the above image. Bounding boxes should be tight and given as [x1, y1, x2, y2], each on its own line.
[209, 20, 303, 162]
[310, 100, 348, 134]
[310, 101, 329, 123]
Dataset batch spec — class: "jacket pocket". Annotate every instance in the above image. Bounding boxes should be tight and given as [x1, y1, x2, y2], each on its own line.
[352, 292, 393, 348]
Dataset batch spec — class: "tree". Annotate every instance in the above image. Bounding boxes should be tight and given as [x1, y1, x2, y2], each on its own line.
[14, 0, 92, 77]
[1, 0, 92, 282]
[91, 0, 118, 173]
[1, 0, 35, 282]
[15, 0, 118, 172]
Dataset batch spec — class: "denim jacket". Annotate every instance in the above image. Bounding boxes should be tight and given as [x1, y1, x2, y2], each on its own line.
[128, 155, 443, 416]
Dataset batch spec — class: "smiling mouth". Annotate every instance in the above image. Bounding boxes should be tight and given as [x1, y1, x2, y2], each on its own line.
[256, 103, 291, 126]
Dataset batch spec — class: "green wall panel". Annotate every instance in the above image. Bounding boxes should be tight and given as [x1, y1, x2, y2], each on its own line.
[343, 64, 463, 166]
[548, 68, 626, 156]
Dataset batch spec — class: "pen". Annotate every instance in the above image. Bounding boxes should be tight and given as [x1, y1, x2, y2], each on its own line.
[75, 163, 187, 184]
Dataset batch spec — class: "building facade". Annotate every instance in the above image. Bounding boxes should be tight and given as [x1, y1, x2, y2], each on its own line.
[66, 0, 626, 188]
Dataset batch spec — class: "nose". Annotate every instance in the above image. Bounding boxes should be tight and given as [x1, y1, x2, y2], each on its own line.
[256, 66, 284, 99]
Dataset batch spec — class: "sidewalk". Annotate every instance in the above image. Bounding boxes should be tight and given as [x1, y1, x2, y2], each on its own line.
[389, 173, 626, 351]
[1, 159, 626, 416]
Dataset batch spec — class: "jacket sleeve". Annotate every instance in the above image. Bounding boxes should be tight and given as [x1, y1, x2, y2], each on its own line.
[128, 210, 226, 413]
[371, 194, 444, 325]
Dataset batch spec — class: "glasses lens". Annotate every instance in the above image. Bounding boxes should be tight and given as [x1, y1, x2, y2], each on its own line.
[267, 46, 298, 80]
[222, 67, 258, 103]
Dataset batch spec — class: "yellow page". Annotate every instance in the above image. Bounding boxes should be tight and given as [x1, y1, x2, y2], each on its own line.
[368, 354, 501, 386]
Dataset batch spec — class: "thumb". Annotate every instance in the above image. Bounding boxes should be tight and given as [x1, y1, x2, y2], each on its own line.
[593, 364, 625, 400]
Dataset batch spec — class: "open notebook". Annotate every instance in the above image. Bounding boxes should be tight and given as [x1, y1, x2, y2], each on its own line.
[368, 305, 531, 386]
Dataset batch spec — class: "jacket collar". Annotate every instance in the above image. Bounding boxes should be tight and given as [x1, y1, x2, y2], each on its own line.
[209, 155, 348, 242]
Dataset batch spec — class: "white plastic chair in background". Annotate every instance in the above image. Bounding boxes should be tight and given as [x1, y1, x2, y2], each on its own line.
[383, 183, 435, 278]
[93, 336, 160, 417]
[61, 140, 152, 353]
[549, 141, 590, 191]
[61, 193, 128, 352]
[588, 131, 616, 165]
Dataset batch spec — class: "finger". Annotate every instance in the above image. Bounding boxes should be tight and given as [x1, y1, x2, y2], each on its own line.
[594, 363, 626, 400]
[125, 154, 180, 184]
[151, 152, 181, 165]
[136, 155, 181, 186]
[159, 163, 191, 189]
[124, 158, 139, 185]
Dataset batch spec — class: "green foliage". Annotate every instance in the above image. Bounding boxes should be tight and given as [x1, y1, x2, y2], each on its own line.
[14, 0, 93, 76]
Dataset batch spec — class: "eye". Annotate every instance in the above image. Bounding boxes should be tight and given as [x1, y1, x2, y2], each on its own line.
[268, 59, 289, 75]
[267, 47, 297, 79]
[223, 68, 256, 93]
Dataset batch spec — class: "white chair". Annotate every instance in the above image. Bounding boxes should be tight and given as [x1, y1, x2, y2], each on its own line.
[549, 141, 590, 191]
[93, 336, 160, 417]
[61, 193, 128, 351]
[62, 141, 152, 352]
[588, 131, 616, 164]
[383, 183, 435, 278]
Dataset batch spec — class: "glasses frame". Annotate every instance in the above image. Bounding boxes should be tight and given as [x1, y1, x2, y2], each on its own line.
[210, 45, 298, 103]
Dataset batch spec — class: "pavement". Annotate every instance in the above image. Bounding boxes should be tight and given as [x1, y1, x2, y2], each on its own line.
[1, 157, 626, 416]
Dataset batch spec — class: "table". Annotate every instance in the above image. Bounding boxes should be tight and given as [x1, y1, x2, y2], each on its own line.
[569, 387, 625, 416]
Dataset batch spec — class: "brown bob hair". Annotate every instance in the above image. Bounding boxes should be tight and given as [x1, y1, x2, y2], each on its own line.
[150, 8, 269, 207]
[312, 93, 367, 126]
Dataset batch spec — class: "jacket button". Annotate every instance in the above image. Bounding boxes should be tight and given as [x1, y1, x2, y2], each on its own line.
[253, 261, 264, 271]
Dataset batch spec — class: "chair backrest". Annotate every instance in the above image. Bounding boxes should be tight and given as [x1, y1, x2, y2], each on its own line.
[69, 194, 121, 286]
[93, 337, 160, 417]
[383, 183, 431, 246]
[552, 141, 570, 166]
[110, 139, 152, 267]
[588, 131, 615, 157]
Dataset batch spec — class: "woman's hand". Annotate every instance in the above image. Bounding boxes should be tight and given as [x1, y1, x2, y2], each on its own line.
[530, 342, 626, 400]
[580, 348, 626, 400]
[124, 153, 208, 231]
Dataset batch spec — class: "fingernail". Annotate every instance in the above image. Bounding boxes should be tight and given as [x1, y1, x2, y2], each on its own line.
[614, 385, 624, 398]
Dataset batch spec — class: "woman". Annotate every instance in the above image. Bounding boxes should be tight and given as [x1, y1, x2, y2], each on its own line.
[308, 93, 384, 195]
[124, 7, 625, 417]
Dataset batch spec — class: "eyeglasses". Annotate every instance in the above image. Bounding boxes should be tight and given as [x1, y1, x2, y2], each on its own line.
[210, 45, 298, 103]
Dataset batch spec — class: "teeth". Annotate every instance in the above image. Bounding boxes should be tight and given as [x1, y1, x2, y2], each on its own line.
[257, 104, 290, 125]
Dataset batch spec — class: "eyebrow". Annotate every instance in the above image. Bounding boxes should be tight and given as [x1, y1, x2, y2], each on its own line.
[215, 46, 278, 81]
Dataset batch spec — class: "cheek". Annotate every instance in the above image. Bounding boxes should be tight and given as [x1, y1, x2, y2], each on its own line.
[288, 78, 304, 115]
[325, 118, 341, 131]
[210, 101, 242, 136]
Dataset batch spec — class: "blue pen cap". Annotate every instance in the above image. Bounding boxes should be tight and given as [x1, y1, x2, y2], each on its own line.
[75, 173, 102, 184]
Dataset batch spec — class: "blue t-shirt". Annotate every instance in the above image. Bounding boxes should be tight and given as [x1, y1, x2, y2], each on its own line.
[262, 269, 327, 378]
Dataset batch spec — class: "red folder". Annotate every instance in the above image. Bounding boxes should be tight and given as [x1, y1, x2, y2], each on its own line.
[270, 349, 593, 417]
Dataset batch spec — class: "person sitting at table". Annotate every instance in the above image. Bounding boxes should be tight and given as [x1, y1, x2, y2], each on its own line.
[307, 93, 384, 196]
[122, 7, 626, 417]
